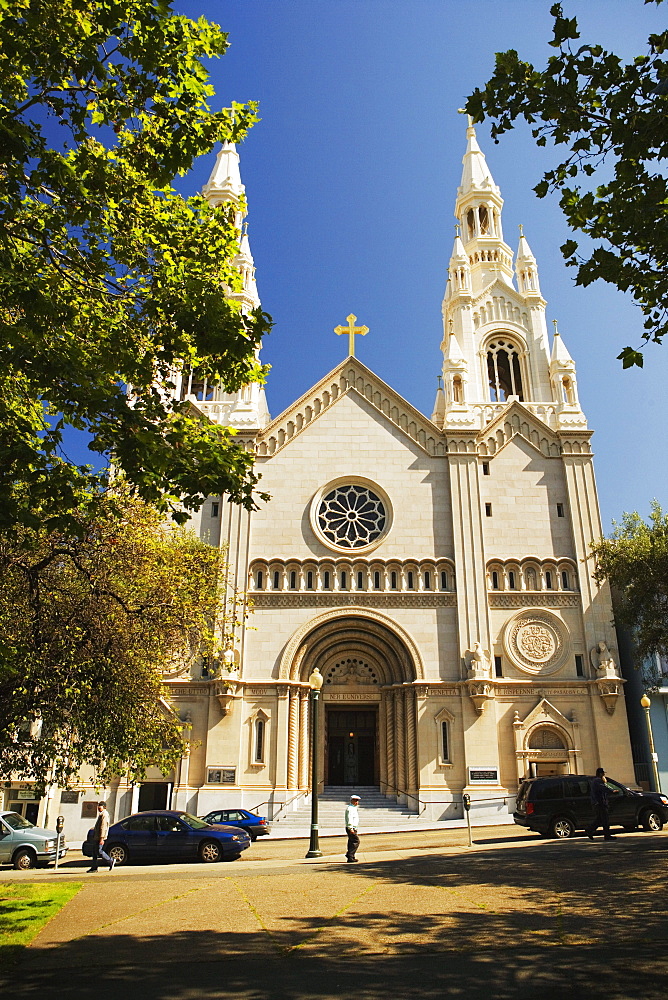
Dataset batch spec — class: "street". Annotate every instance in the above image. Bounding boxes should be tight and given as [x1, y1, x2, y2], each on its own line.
[2, 825, 667, 999]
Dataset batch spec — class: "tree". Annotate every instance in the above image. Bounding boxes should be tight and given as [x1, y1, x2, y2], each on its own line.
[591, 502, 668, 665]
[1, 1, 271, 533]
[0, 489, 234, 789]
[466, 1, 668, 368]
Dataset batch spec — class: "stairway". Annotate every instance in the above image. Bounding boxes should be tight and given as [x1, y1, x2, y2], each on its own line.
[270, 785, 421, 836]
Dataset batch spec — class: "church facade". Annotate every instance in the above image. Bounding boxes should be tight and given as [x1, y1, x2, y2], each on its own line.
[33, 124, 637, 836]
[153, 123, 636, 827]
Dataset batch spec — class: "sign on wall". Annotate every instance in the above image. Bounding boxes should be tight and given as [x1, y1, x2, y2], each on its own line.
[468, 767, 499, 784]
[207, 767, 236, 785]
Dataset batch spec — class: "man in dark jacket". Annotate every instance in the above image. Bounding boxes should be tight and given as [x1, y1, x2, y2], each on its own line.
[586, 767, 615, 841]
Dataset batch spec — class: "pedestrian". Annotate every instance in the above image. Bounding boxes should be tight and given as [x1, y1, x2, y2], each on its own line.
[87, 801, 116, 872]
[586, 767, 615, 841]
[344, 793, 361, 863]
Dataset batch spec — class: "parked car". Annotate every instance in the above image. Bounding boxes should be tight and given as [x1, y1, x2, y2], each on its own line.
[514, 774, 668, 839]
[201, 808, 271, 841]
[89, 810, 251, 865]
[0, 811, 68, 870]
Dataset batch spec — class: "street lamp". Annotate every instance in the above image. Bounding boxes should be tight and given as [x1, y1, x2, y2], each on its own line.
[640, 693, 662, 793]
[305, 666, 324, 858]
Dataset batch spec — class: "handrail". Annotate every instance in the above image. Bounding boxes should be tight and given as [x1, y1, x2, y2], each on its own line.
[249, 789, 307, 821]
[378, 779, 427, 814]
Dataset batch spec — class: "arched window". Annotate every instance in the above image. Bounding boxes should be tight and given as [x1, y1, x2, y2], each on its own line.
[479, 205, 489, 235]
[466, 208, 476, 241]
[528, 727, 566, 750]
[452, 375, 463, 403]
[254, 718, 265, 762]
[487, 339, 524, 402]
[440, 571, 448, 590]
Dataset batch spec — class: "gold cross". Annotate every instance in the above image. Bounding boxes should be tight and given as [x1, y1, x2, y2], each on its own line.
[334, 313, 369, 358]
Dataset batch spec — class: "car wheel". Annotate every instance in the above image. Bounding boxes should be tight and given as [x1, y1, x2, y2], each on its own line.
[107, 843, 129, 866]
[550, 816, 575, 839]
[641, 809, 663, 832]
[13, 848, 37, 871]
[199, 840, 222, 863]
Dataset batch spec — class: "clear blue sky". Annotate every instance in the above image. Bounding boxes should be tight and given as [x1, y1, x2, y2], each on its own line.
[95, 1, 668, 530]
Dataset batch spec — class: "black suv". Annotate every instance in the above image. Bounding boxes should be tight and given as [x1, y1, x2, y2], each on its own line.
[514, 775, 668, 839]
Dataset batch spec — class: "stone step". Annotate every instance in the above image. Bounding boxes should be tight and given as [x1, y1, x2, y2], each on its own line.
[272, 786, 419, 826]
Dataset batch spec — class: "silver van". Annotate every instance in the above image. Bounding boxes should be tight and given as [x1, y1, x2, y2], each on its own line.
[0, 810, 68, 869]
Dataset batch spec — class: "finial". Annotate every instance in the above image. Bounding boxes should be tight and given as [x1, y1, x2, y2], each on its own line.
[457, 107, 474, 129]
[448, 318, 454, 334]
[334, 313, 369, 358]
[455, 223, 460, 237]
[518, 223, 524, 237]
[243, 220, 249, 235]
[437, 374, 443, 389]
[552, 319, 559, 336]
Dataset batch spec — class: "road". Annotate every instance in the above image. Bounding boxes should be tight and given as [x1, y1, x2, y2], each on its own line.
[3, 824, 667, 999]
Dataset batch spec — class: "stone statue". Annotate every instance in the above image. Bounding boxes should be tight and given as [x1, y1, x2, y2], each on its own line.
[591, 641, 618, 679]
[464, 642, 491, 679]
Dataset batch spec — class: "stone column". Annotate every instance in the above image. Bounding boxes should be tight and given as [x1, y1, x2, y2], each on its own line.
[298, 690, 310, 788]
[378, 696, 387, 792]
[287, 688, 299, 789]
[395, 688, 407, 798]
[384, 690, 395, 796]
[405, 687, 418, 793]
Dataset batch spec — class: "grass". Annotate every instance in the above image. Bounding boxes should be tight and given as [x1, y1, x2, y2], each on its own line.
[0, 882, 82, 968]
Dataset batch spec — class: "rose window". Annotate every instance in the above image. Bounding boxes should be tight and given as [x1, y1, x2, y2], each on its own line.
[317, 485, 386, 549]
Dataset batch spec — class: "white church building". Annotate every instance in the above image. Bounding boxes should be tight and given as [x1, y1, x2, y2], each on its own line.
[42, 123, 637, 836]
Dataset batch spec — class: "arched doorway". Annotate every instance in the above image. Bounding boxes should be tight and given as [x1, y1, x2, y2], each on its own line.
[526, 725, 570, 777]
[280, 610, 423, 801]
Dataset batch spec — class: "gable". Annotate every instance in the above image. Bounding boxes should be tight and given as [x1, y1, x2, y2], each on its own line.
[256, 359, 446, 459]
[471, 280, 534, 336]
[478, 400, 561, 459]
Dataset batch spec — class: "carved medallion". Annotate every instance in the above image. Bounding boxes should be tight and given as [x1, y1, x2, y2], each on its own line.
[503, 610, 570, 676]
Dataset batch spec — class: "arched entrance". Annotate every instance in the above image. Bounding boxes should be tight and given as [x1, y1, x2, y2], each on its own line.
[279, 609, 423, 801]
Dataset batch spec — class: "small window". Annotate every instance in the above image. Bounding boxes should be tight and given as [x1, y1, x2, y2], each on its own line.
[290, 571, 296, 590]
[306, 571, 313, 590]
[407, 571, 414, 590]
[508, 571, 516, 590]
[485, 503, 492, 517]
[482, 462, 490, 476]
[254, 718, 265, 763]
[323, 571, 331, 590]
[494, 655, 503, 678]
[440, 571, 448, 590]
[556, 503, 565, 517]
[492, 571, 499, 590]
[441, 721, 449, 762]
[575, 654, 585, 678]
[357, 571, 364, 590]
[256, 570, 264, 590]
[391, 571, 397, 590]
[374, 571, 381, 590]
[424, 571, 431, 590]
[273, 571, 280, 590]
[340, 571, 347, 590]
[545, 571, 553, 590]
[211, 502, 219, 518]
[561, 571, 569, 590]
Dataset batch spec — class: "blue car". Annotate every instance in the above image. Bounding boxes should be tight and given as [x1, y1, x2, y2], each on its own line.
[94, 810, 251, 866]
[201, 808, 271, 841]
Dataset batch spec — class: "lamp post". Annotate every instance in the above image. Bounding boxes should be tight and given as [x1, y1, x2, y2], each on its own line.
[640, 693, 662, 793]
[305, 667, 324, 858]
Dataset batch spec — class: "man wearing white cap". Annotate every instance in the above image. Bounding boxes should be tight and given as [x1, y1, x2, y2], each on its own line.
[344, 793, 361, 863]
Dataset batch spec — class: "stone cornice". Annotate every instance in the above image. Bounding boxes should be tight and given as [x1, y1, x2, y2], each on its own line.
[252, 593, 457, 609]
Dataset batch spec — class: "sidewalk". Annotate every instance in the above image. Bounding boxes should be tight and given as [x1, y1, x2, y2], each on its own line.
[5, 826, 668, 1000]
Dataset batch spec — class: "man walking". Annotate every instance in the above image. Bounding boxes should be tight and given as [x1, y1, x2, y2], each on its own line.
[587, 767, 615, 841]
[87, 801, 116, 872]
[344, 793, 361, 863]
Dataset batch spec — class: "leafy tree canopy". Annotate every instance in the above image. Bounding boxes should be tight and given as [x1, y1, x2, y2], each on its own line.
[592, 502, 668, 666]
[0, 488, 232, 790]
[466, 0, 668, 369]
[1, 1, 271, 534]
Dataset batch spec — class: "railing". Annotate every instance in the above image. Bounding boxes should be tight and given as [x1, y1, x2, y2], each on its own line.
[249, 789, 308, 822]
[378, 780, 427, 815]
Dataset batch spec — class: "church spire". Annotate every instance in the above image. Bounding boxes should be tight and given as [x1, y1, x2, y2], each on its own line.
[515, 224, 542, 298]
[458, 116, 500, 198]
[180, 142, 270, 430]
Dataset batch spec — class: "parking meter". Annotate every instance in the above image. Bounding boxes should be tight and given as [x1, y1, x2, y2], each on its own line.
[462, 794, 473, 848]
[55, 815, 64, 869]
